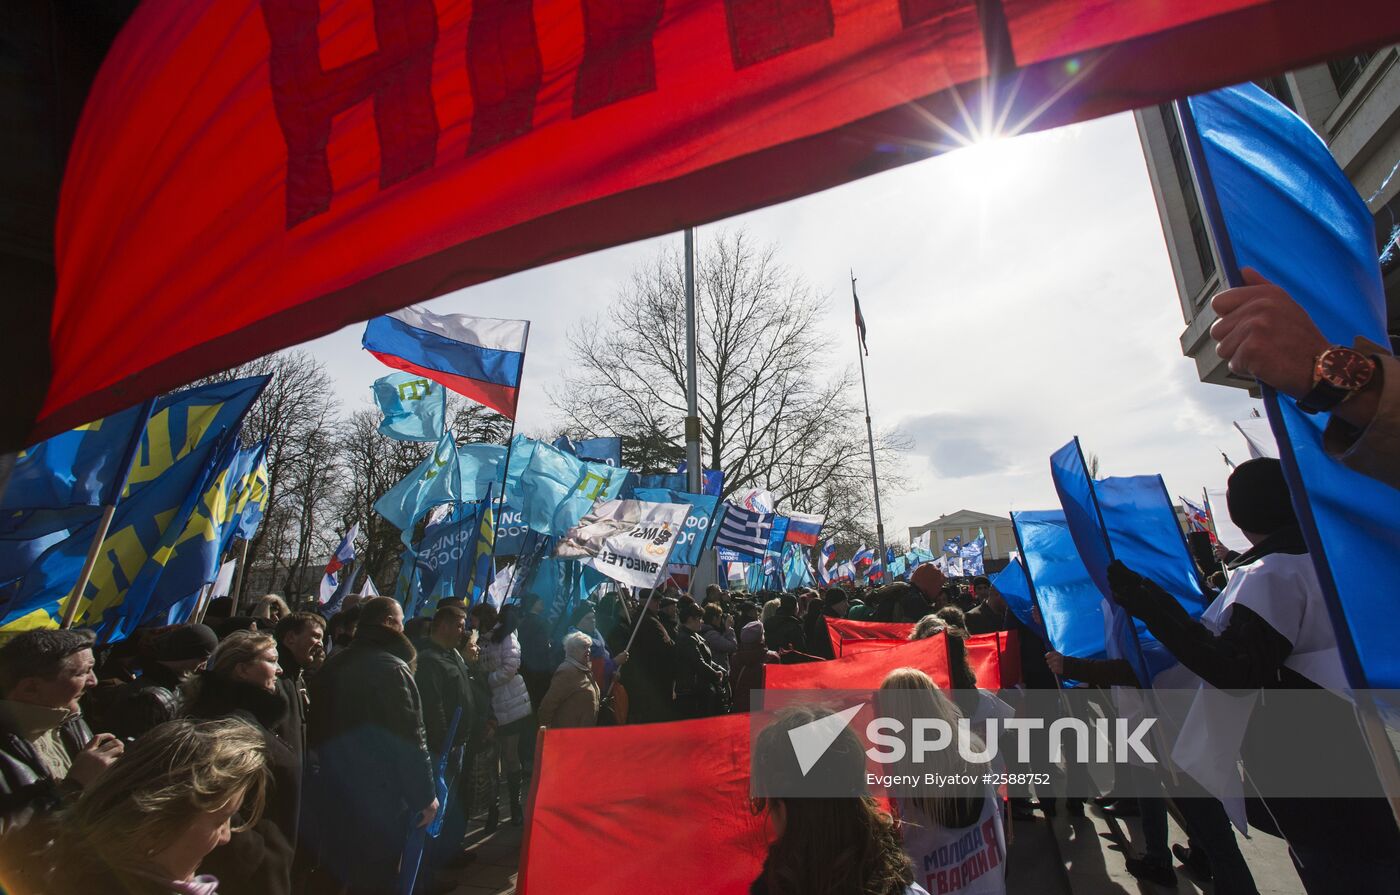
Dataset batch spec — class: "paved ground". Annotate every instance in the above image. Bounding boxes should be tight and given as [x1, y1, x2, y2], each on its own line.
[443, 798, 1306, 894]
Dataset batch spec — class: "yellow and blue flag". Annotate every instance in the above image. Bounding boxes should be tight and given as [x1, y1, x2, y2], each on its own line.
[1, 399, 153, 526]
[139, 438, 271, 629]
[0, 433, 234, 642]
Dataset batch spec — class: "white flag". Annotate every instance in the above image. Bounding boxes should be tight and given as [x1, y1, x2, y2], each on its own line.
[210, 560, 237, 599]
[556, 499, 690, 589]
[1233, 417, 1279, 460]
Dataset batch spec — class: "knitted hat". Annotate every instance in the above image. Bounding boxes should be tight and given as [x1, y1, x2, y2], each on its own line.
[740, 620, 765, 645]
[1226, 458, 1297, 536]
[154, 624, 218, 662]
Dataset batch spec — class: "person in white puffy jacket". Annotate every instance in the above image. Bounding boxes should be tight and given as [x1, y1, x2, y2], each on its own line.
[478, 605, 534, 828]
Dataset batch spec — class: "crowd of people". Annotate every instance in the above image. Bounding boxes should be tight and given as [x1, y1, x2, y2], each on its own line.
[0, 453, 1392, 894]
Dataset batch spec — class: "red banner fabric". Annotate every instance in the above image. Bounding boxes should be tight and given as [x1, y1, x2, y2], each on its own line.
[520, 714, 768, 894]
[19, 0, 1398, 446]
[840, 637, 909, 656]
[827, 617, 914, 646]
[766, 633, 955, 689]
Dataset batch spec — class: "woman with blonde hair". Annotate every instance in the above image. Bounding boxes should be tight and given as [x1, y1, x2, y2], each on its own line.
[180, 631, 299, 895]
[8, 717, 269, 895]
[878, 668, 1006, 895]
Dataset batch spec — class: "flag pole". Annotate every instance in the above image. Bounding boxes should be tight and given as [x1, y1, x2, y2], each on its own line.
[850, 272, 888, 584]
[60, 397, 157, 629]
[486, 323, 531, 598]
[682, 228, 716, 597]
[230, 538, 251, 613]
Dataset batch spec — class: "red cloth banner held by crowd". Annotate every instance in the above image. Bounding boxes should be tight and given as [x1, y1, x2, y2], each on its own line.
[520, 714, 767, 894]
[16, 0, 1400, 448]
[827, 617, 914, 647]
[841, 638, 909, 657]
[767, 634, 956, 690]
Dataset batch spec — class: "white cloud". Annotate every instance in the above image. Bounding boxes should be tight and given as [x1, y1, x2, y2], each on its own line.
[297, 111, 1263, 535]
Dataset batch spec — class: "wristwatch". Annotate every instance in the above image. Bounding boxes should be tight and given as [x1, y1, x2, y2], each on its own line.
[1295, 346, 1377, 414]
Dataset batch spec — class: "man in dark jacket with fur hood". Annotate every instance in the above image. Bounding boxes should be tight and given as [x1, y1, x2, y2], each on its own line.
[307, 597, 437, 895]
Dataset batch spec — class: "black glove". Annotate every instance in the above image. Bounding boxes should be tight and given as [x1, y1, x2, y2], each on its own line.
[1107, 560, 1168, 616]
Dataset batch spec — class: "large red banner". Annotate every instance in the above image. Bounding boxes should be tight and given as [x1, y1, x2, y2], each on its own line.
[16, 0, 1398, 446]
[521, 714, 767, 894]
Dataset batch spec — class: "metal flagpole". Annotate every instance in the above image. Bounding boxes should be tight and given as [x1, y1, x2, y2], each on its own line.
[61, 397, 156, 629]
[486, 323, 531, 593]
[683, 228, 717, 596]
[850, 272, 888, 582]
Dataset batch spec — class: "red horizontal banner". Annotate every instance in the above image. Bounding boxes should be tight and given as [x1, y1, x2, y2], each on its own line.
[17, 0, 1399, 446]
[767, 633, 957, 689]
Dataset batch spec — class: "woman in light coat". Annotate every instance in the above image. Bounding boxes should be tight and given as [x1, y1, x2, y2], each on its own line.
[478, 605, 533, 827]
[538, 632, 599, 729]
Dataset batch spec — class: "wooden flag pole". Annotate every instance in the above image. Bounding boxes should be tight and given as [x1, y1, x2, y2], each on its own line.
[59, 505, 116, 629]
[229, 538, 251, 613]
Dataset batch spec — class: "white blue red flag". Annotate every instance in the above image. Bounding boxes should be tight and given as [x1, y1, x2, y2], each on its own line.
[784, 512, 824, 547]
[319, 523, 359, 607]
[852, 544, 874, 567]
[363, 306, 529, 420]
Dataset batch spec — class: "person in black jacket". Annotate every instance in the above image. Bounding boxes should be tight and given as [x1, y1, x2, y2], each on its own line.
[414, 604, 478, 887]
[674, 603, 726, 718]
[273, 611, 324, 767]
[87, 623, 218, 742]
[763, 594, 806, 658]
[802, 587, 849, 660]
[517, 592, 553, 709]
[180, 630, 299, 895]
[306, 597, 437, 895]
[619, 593, 676, 724]
[0, 629, 122, 835]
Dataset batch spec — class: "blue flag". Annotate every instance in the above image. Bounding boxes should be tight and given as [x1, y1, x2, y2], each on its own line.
[458, 443, 508, 502]
[373, 372, 446, 442]
[989, 557, 1041, 635]
[766, 516, 790, 554]
[412, 506, 484, 617]
[505, 436, 626, 536]
[782, 543, 813, 590]
[1, 399, 152, 523]
[121, 378, 270, 499]
[230, 440, 271, 541]
[1011, 509, 1104, 664]
[141, 438, 272, 629]
[574, 437, 623, 468]
[1049, 438, 1208, 683]
[633, 489, 719, 567]
[1, 434, 233, 641]
[1186, 84, 1400, 689]
[374, 431, 461, 543]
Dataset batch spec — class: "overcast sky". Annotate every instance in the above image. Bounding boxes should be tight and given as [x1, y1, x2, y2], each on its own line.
[300, 109, 1262, 538]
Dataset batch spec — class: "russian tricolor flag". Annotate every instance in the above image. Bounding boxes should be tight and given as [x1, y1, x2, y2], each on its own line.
[363, 306, 529, 420]
[784, 512, 825, 547]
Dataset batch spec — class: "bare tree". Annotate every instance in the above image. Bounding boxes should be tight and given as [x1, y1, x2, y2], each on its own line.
[553, 230, 905, 523]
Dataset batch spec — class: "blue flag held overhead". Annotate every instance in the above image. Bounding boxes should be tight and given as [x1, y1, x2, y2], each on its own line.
[1185, 84, 1400, 688]
[374, 430, 461, 543]
[373, 372, 447, 442]
[1011, 509, 1105, 666]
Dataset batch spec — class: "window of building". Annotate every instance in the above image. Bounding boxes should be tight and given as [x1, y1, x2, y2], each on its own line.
[1329, 53, 1374, 97]
[1159, 105, 1217, 288]
[1253, 76, 1295, 110]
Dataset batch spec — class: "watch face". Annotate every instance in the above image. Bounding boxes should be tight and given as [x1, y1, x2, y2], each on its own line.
[1318, 347, 1375, 391]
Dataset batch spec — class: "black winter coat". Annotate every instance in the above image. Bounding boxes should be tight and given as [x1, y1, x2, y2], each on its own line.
[620, 614, 675, 724]
[414, 640, 476, 756]
[305, 625, 434, 891]
[674, 629, 724, 696]
[274, 644, 309, 765]
[0, 711, 90, 835]
[182, 673, 300, 895]
[764, 612, 806, 654]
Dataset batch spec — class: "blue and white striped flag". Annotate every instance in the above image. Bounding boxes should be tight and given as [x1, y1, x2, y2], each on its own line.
[712, 503, 773, 559]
